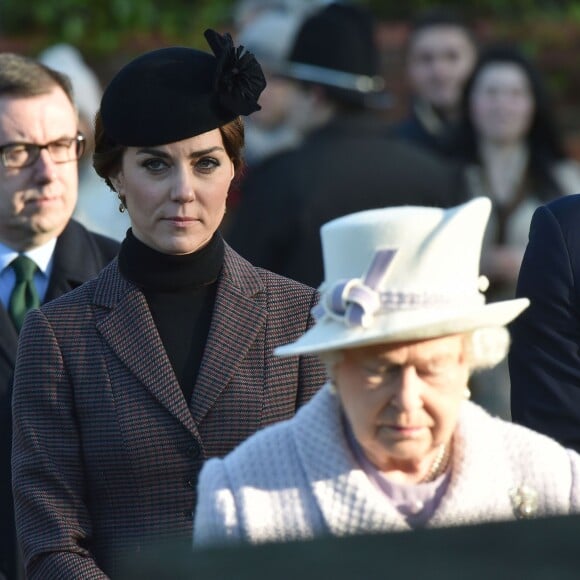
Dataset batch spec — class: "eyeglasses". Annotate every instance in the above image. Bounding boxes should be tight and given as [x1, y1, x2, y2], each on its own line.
[0, 133, 86, 169]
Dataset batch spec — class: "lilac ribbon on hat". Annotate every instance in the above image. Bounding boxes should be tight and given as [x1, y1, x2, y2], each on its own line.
[312, 248, 398, 328]
[204, 28, 267, 116]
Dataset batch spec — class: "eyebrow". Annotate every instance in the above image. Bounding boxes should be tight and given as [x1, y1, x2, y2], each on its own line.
[135, 146, 225, 159]
[3, 134, 77, 146]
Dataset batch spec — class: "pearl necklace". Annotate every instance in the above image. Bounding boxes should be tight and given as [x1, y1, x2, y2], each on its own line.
[421, 443, 450, 483]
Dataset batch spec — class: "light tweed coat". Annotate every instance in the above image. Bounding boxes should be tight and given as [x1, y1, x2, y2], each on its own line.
[194, 383, 580, 545]
[12, 245, 325, 579]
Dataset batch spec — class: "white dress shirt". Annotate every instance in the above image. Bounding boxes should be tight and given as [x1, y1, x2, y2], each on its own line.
[0, 238, 57, 308]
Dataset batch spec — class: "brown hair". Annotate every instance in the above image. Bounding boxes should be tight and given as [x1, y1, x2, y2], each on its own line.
[219, 116, 245, 174]
[0, 52, 75, 105]
[93, 113, 245, 191]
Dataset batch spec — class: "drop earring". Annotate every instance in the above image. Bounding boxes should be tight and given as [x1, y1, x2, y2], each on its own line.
[117, 194, 126, 213]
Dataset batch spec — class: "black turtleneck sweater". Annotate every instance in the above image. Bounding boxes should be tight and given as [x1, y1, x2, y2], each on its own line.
[118, 230, 224, 403]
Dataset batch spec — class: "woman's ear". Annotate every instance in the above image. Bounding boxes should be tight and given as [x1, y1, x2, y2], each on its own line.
[109, 175, 122, 193]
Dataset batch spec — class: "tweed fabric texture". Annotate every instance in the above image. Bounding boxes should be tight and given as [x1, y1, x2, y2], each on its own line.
[194, 384, 580, 545]
[12, 244, 325, 579]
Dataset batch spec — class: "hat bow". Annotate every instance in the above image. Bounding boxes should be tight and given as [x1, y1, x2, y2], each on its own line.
[312, 248, 397, 328]
[204, 28, 267, 116]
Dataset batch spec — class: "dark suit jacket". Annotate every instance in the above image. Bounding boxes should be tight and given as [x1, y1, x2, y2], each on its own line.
[12, 244, 326, 579]
[0, 219, 118, 580]
[509, 194, 580, 451]
[388, 108, 455, 159]
[227, 113, 468, 288]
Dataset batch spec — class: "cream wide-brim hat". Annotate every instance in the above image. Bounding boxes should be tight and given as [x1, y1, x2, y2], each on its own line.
[275, 197, 529, 357]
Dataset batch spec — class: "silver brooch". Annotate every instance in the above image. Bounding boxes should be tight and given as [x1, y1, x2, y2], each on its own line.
[509, 484, 538, 519]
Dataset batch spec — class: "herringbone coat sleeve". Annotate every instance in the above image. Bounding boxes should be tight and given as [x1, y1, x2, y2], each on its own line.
[12, 307, 108, 579]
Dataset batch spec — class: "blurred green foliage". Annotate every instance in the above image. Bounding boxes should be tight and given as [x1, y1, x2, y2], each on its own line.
[1, 0, 579, 57]
[0, 0, 238, 56]
[366, 0, 580, 20]
[0, 0, 578, 144]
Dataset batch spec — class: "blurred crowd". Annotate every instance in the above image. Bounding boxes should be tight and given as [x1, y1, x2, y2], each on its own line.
[224, 0, 580, 419]
[28, 1, 580, 296]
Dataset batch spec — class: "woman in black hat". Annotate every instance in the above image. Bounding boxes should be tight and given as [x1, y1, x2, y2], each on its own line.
[11, 30, 325, 578]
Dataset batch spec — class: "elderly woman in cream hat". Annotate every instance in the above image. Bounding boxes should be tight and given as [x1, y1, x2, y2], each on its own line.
[193, 197, 580, 545]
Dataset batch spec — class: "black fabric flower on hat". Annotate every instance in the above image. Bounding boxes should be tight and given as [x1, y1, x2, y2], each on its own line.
[204, 28, 266, 116]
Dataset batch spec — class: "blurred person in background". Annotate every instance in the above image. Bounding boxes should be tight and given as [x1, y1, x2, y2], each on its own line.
[235, 9, 304, 168]
[224, 0, 330, 234]
[227, 2, 468, 288]
[39, 44, 130, 241]
[0, 53, 119, 580]
[452, 44, 580, 303]
[232, 0, 317, 29]
[195, 197, 580, 546]
[389, 8, 478, 158]
[223, 8, 305, 234]
[12, 31, 325, 578]
[449, 44, 580, 419]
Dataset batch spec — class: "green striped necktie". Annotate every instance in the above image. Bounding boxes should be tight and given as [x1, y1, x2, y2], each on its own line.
[8, 254, 40, 331]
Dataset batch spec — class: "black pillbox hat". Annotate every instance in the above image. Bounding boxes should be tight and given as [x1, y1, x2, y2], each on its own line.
[100, 30, 266, 147]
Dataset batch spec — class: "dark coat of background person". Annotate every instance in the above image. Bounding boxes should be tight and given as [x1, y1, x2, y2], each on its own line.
[388, 109, 455, 158]
[0, 219, 118, 580]
[226, 2, 469, 288]
[509, 194, 580, 452]
[11, 244, 324, 578]
[227, 114, 468, 288]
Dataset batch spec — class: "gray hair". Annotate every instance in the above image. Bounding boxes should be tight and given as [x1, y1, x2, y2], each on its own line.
[464, 327, 510, 372]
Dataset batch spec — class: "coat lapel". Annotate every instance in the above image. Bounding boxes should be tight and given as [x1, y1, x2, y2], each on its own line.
[428, 403, 517, 527]
[94, 262, 199, 437]
[94, 246, 267, 435]
[190, 246, 267, 425]
[293, 385, 409, 535]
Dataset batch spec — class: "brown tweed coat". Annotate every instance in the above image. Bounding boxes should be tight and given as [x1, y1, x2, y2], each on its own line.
[12, 244, 325, 579]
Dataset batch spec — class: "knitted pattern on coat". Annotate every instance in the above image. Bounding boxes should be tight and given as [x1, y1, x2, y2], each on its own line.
[194, 383, 580, 545]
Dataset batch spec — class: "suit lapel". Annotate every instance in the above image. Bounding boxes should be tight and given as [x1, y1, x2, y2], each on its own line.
[45, 221, 101, 301]
[94, 262, 199, 437]
[0, 304, 17, 369]
[1, 221, 95, 369]
[190, 246, 266, 425]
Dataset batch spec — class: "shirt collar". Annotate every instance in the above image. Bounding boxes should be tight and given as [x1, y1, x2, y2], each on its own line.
[0, 238, 58, 275]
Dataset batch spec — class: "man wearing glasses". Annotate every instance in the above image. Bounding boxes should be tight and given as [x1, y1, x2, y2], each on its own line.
[0, 53, 119, 580]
